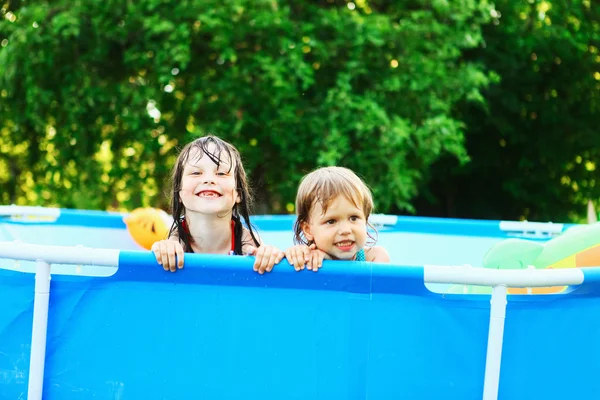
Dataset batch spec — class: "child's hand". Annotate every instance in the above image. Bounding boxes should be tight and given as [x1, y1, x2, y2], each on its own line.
[285, 244, 310, 271]
[151, 239, 184, 272]
[285, 244, 325, 272]
[246, 245, 285, 274]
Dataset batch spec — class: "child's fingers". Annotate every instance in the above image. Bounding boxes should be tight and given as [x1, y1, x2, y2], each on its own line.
[306, 248, 315, 270]
[175, 244, 184, 269]
[159, 246, 172, 271]
[294, 248, 305, 270]
[265, 252, 277, 272]
[151, 243, 165, 268]
[265, 250, 281, 273]
[151, 242, 164, 269]
[285, 248, 303, 271]
[302, 246, 311, 263]
[284, 250, 297, 269]
[253, 251, 263, 272]
[284, 250, 294, 266]
[307, 250, 323, 272]
[312, 251, 323, 271]
[259, 251, 272, 274]
[265, 247, 279, 272]
[151, 241, 182, 272]
[255, 247, 272, 274]
[168, 247, 177, 272]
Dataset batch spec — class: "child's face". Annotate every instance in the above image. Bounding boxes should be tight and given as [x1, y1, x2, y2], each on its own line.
[179, 145, 240, 217]
[302, 195, 367, 260]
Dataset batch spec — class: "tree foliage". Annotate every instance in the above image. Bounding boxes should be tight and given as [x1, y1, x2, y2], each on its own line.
[417, 0, 600, 222]
[0, 0, 492, 214]
[3, 0, 598, 222]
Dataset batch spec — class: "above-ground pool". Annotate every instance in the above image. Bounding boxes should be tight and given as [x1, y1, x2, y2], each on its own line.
[1, 207, 599, 400]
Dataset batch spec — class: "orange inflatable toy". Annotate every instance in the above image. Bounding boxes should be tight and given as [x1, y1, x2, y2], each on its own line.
[124, 208, 173, 250]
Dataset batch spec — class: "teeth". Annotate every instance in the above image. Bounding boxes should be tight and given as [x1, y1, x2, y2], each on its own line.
[337, 241, 353, 246]
[198, 192, 219, 197]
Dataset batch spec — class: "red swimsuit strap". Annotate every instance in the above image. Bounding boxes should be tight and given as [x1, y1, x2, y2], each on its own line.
[182, 218, 188, 233]
[181, 218, 235, 254]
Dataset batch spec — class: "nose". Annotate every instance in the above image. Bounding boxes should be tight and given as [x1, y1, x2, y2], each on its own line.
[338, 220, 351, 235]
[202, 172, 216, 184]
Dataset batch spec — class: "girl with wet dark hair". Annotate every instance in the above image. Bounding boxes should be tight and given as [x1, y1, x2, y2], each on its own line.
[151, 135, 284, 274]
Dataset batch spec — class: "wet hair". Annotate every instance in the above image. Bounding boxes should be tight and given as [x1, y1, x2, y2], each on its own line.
[293, 166, 377, 246]
[169, 135, 259, 254]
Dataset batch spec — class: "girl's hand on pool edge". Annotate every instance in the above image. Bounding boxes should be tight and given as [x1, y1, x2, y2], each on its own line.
[306, 246, 325, 272]
[284, 245, 311, 271]
[151, 239, 184, 272]
[246, 245, 284, 274]
[285, 244, 324, 272]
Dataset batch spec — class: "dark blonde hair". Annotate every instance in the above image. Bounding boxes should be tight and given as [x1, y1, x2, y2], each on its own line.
[293, 166, 377, 245]
[169, 135, 259, 254]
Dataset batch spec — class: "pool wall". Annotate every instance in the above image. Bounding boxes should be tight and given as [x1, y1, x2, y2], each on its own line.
[0, 208, 596, 400]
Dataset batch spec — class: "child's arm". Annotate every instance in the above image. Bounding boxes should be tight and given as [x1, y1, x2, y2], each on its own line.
[365, 246, 391, 263]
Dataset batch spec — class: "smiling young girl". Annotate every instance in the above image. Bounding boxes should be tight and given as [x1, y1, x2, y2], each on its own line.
[152, 135, 284, 274]
[285, 166, 390, 271]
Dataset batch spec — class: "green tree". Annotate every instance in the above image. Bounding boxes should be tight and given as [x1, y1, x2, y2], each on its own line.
[0, 0, 493, 214]
[418, 0, 600, 222]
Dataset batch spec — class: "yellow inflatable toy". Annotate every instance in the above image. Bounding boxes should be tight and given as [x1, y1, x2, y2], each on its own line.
[124, 208, 173, 250]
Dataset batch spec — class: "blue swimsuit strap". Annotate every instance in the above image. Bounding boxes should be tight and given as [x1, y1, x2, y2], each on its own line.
[355, 249, 366, 261]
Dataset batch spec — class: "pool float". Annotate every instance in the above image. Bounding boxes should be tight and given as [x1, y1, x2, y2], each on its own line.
[447, 223, 600, 295]
[123, 208, 173, 250]
[483, 222, 600, 294]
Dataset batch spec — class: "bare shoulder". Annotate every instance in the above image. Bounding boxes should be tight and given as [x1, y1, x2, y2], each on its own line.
[365, 246, 391, 263]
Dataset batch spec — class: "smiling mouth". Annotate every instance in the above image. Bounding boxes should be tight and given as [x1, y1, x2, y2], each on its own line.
[335, 241, 355, 250]
[196, 191, 222, 198]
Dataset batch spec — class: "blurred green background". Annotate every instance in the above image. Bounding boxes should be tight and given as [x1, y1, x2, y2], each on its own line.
[0, 0, 598, 222]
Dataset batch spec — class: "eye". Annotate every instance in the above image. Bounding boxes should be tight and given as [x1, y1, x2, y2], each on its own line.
[325, 219, 336, 225]
[350, 216, 360, 222]
[190, 171, 201, 176]
[216, 171, 228, 176]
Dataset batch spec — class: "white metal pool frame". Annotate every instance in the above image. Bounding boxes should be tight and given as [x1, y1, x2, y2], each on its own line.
[0, 241, 586, 400]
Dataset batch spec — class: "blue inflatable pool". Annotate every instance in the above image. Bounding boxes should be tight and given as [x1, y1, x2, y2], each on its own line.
[1, 207, 599, 400]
